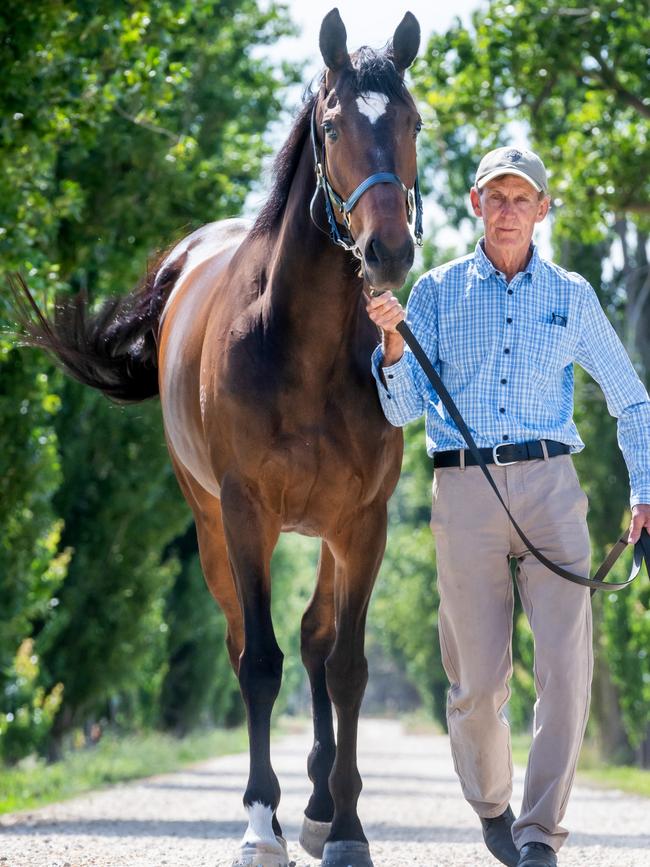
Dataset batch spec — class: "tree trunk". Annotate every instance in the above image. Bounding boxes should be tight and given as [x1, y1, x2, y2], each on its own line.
[590, 633, 633, 764]
[636, 725, 650, 769]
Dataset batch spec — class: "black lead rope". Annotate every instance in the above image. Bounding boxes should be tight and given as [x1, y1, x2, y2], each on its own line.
[394, 318, 650, 596]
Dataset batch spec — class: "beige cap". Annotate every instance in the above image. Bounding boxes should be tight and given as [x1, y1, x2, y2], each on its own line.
[475, 146, 549, 194]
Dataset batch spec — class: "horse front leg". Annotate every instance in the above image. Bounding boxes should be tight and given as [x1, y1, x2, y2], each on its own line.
[323, 504, 388, 867]
[299, 541, 336, 858]
[220, 476, 287, 867]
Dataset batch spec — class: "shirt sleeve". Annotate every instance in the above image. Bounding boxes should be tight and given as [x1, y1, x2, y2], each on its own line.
[370, 272, 440, 427]
[574, 281, 650, 507]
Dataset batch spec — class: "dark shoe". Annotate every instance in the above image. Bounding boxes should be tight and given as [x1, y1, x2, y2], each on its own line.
[517, 842, 558, 866]
[480, 805, 519, 867]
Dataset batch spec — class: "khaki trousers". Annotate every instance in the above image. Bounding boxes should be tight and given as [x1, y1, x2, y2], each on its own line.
[430, 455, 593, 852]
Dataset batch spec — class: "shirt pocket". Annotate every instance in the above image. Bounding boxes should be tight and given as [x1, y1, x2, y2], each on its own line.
[524, 320, 572, 385]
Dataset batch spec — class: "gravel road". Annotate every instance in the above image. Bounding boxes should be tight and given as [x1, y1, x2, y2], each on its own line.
[1, 718, 648, 867]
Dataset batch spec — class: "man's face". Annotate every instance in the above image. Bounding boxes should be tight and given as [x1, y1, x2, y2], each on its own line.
[469, 175, 549, 254]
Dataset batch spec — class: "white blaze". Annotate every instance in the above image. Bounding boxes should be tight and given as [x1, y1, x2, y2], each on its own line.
[356, 91, 389, 124]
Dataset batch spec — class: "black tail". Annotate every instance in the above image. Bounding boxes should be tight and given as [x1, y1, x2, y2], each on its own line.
[8, 255, 185, 403]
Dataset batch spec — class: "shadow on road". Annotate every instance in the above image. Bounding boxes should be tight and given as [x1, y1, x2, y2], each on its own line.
[1, 816, 649, 851]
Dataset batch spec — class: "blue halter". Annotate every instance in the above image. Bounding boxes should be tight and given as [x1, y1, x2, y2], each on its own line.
[309, 103, 424, 259]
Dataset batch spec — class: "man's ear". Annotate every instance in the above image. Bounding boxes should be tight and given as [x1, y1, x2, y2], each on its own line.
[536, 195, 550, 223]
[470, 186, 482, 217]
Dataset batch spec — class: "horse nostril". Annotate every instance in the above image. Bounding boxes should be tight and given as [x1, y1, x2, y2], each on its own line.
[365, 236, 413, 269]
[398, 236, 415, 268]
[365, 237, 381, 267]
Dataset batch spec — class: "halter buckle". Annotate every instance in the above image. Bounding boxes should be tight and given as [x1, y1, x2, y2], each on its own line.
[407, 187, 416, 220]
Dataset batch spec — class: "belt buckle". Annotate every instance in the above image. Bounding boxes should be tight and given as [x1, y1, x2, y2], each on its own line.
[493, 442, 518, 466]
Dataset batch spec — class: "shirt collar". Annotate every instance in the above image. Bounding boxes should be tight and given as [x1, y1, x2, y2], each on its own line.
[473, 238, 541, 280]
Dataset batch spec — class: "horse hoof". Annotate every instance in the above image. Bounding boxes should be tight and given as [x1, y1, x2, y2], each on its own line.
[321, 840, 374, 867]
[231, 836, 289, 867]
[299, 814, 332, 858]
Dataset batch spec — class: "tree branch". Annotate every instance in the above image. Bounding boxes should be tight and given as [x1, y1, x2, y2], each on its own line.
[618, 201, 650, 216]
[528, 71, 559, 116]
[113, 104, 180, 142]
[593, 53, 650, 119]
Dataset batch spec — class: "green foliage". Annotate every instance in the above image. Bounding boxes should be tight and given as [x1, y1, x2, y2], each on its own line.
[414, 0, 650, 241]
[160, 527, 243, 734]
[160, 528, 319, 735]
[371, 421, 447, 726]
[601, 557, 650, 749]
[37, 383, 190, 733]
[0, 0, 298, 757]
[508, 581, 536, 731]
[372, 522, 445, 723]
[271, 533, 320, 708]
[0, 0, 298, 285]
[0, 723, 248, 814]
[0, 640, 63, 765]
[0, 349, 68, 683]
[512, 731, 650, 797]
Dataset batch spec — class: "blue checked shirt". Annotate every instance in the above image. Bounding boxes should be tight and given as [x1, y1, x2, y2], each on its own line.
[371, 239, 650, 507]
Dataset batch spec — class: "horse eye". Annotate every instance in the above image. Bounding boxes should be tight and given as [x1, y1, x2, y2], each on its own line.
[414, 120, 423, 136]
[322, 121, 338, 141]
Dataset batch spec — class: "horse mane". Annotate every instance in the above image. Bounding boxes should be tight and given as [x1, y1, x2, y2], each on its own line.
[250, 95, 316, 240]
[345, 45, 411, 102]
[250, 47, 410, 240]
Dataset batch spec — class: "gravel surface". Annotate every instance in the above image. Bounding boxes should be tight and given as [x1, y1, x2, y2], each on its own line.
[1, 718, 648, 866]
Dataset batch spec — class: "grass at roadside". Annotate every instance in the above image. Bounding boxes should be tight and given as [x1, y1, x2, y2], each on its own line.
[511, 734, 650, 798]
[401, 721, 650, 799]
[0, 726, 248, 815]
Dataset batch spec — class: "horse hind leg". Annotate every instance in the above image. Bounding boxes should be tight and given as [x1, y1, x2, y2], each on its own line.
[320, 504, 389, 867]
[219, 475, 288, 867]
[299, 541, 336, 859]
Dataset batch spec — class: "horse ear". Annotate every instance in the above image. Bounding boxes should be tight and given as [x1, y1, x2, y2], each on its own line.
[319, 8, 351, 73]
[391, 11, 421, 73]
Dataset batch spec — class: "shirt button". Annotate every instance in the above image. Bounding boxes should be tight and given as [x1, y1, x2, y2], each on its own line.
[507, 289, 513, 295]
[503, 434, 509, 441]
[387, 374, 394, 379]
[501, 378, 507, 384]
[504, 347, 510, 354]
[506, 317, 513, 324]
[387, 394, 392, 399]
[499, 407, 506, 413]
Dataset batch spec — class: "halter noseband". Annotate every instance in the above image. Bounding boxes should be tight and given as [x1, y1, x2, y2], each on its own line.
[309, 103, 424, 260]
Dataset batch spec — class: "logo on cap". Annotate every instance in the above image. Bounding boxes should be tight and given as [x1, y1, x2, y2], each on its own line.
[505, 149, 523, 163]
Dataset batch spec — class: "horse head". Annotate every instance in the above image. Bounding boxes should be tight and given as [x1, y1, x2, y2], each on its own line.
[313, 8, 422, 291]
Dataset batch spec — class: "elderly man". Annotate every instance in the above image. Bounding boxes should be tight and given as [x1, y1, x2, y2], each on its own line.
[366, 146, 650, 867]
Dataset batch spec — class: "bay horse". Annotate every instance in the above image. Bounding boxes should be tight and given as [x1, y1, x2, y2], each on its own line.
[12, 10, 422, 867]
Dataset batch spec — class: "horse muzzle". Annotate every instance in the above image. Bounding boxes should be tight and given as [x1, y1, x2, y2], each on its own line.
[362, 233, 414, 291]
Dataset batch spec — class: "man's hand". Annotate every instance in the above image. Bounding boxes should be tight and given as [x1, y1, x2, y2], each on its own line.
[628, 504, 650, 543]
[365, 291, 406, 366]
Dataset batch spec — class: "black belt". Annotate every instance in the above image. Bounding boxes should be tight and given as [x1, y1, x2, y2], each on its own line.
[433, 439, 571, 469]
